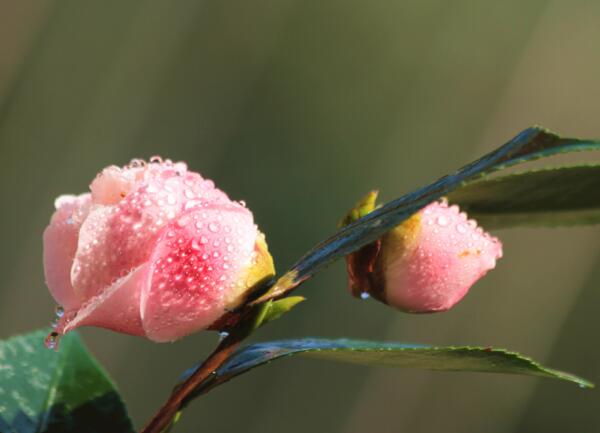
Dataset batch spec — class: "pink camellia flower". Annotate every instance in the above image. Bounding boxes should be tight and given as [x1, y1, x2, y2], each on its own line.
[43, 157, 274, 344]
[344, 192, 502, 312]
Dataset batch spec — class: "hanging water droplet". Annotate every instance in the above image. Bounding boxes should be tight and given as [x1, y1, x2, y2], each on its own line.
[219, 331, 230, 341]
[128, 158, 146, 168]
[360, 292, 370, 300]
[55, 305, 65, 318]
[44, 332, 61, 351]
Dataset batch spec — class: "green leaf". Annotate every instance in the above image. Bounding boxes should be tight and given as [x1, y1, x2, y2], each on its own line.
[0, 329, 133, 433]
[448, 164, 600, 229]
[255, 127, 600, 303]
[253, 296, 306, 330]
[182, 339, 592, 400]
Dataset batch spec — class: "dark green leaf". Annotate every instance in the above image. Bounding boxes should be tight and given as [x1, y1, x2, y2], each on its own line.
[183, 338, 592, 400]
[0, 329, 133, 433]
[254, 127, 600, 302]
[448, 164, 600, 229]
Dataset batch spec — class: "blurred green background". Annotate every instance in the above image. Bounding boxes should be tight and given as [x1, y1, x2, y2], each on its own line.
[1, 1, 600, 432]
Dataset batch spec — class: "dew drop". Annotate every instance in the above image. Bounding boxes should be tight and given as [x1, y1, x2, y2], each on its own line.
[54, 306, 65, 318]
[208, 222, 219, 233]
[44, 332, 61, 351]
[219, 331, 230, 341]
[360, 292, 370, 300]
[150, 155, 163, 164]
[128, 158, 146, 168]
[436, 215, 449, 227]
[177, 215, 190, 227]
[201, 180, 215, 190]
[456, 224, 467, 234]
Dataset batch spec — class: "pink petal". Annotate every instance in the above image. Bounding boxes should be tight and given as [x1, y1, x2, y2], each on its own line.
[71, 164, 231, 300]
[141, 203, 257, 342]
[384, 200, 502, 312]
[90, 165, 141, 205]
[43, 194, 91, 310]
[58, 264, 149, 336]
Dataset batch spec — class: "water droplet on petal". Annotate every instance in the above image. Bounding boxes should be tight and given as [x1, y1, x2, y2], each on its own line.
[128, 158, 146, 168]
[436, 215, 449, 227]
[208, 222, 219, 233]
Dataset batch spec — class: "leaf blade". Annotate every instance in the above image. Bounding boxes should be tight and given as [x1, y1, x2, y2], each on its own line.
[254, 127, 600, 303]
[213, 338, 593, 389]
[0, 329, 133, 433]
[448, 164, 600, 229]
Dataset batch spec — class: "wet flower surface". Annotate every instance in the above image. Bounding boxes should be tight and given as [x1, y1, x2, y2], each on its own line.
[43, 157, 274, 344]
[346, 196, 502, 313]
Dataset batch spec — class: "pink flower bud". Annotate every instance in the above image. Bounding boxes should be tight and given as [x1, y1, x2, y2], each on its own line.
[43, 158, 274, 343]
[344, 194, 502, 313]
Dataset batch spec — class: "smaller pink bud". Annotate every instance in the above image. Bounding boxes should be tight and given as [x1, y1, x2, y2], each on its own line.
[343, 193, 502, 313]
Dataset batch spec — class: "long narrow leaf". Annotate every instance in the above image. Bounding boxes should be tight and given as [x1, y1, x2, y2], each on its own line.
[180, 338, 592, 404]
[448, 164, 600, 229]
[256, 127, 600, 302]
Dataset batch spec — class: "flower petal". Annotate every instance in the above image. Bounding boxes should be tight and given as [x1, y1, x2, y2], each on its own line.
[60, 264, 149, 337]
[43, 194, 91, 310]
[383, 200, 502, 312]
[141, 203, 257, 342]
[72, 166, 230, 300]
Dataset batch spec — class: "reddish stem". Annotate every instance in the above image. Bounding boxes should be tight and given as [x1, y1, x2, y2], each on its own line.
[140, 336, 242, 433]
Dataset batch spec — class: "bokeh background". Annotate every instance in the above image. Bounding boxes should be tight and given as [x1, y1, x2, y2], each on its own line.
[1, 1, 600, 432]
